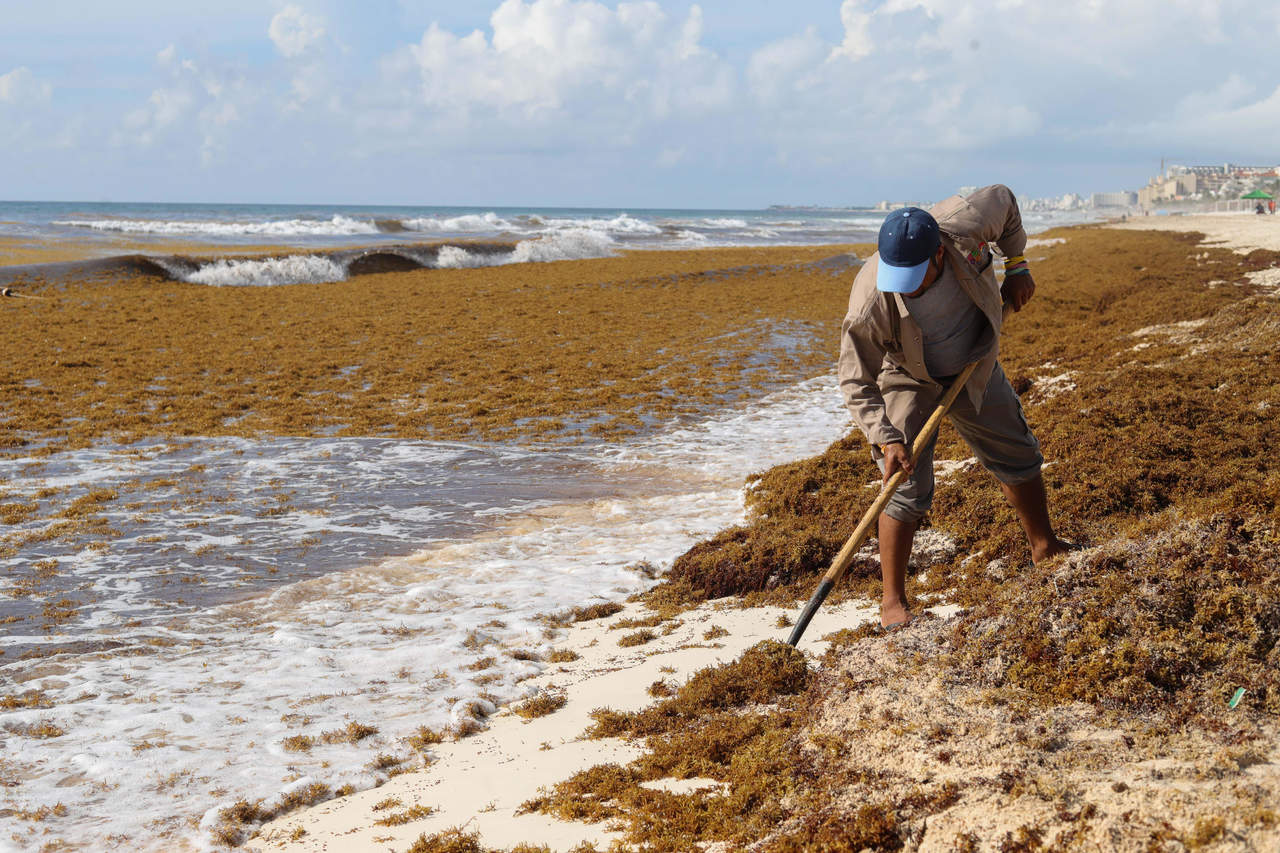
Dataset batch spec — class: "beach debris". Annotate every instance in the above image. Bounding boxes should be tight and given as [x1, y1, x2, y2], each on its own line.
[512, 691, 567, 719]
[1229, 688, 1246, 709]
[1, 286, 45, 300]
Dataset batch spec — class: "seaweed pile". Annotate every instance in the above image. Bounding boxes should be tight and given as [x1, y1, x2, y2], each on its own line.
[0, 245, 854, 451]
[451, 226, 1280, 851]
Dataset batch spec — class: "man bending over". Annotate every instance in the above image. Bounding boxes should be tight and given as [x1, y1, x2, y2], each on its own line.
[838, 185, 1073, 630]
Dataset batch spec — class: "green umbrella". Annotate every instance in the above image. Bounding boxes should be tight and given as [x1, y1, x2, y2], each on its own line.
[1241, 189, 1273, 199]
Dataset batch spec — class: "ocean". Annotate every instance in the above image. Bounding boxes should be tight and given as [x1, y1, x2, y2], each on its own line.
[0, 201, 1098, 850]
[0, 201, 1099, 286]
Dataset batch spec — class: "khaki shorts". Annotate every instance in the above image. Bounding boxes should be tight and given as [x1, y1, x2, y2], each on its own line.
[872, 362, 1042, 523]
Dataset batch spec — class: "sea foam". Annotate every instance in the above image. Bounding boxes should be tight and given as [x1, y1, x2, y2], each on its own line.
[167, 254, 348, 286]
[53, 214, 380, 237]
[436, 229, 617, 268]
[402, 212, 516, 233]
[0, 375, 848, 851]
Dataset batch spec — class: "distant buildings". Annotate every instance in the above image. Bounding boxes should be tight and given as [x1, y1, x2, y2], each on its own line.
[1091, 191, 1139, 208]
[1137, 163, 1279, 207]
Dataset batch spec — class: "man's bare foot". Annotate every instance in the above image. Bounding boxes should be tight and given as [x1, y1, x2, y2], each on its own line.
[880, 598, 912, 629]
[1031, 538, 1080, 565]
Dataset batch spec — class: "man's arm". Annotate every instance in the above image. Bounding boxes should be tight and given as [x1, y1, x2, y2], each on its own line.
[971, 185, 1035, 312]
[935, 184, 1027, 257]
[935, 184, 1036, 311]
[837, 313, 905, 450]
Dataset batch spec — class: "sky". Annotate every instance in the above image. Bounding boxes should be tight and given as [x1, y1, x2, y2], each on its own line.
[2, 0, 1279, 208]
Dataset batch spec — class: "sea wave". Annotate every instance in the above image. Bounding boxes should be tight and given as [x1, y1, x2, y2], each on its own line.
[157, 254, 348, 286]
[53, 215, 381, 237]
[539, 213, 663, 235]
[143, 230, 616, 285]
[436, 230, 616, 268]
[401, 212, 517, 233]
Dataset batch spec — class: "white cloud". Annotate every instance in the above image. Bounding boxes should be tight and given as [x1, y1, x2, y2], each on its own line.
[19, 0, 1278, 203]
[148, 86, 195, 128]
[743, 0, 1273, 170]
[269, 5, 327, 58]
[401, 0, 732, 125]
[117, 50, 250, 161]
[1106, 77, 1280, 151]
[0, 66, 52, 104]
[831, 0, 873, 60]
[746, 27, 825, 107]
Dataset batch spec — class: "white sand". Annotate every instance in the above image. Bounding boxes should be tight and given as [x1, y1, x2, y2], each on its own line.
[1109, 212, 1280, 252]
[248, 595, 945, 852]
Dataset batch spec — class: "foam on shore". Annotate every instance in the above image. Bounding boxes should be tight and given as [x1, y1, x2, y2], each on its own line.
[0, 375, 849, 851]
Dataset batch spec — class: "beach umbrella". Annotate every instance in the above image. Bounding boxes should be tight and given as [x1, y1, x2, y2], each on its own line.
[1240, 190, 1273, 199]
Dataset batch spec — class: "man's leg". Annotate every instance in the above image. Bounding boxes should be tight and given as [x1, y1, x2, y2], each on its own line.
[875, 369, 940, 628]
[999, 474, 1072, 564]
[877, 513, 916, 627]
[949, 364, 1072, 565]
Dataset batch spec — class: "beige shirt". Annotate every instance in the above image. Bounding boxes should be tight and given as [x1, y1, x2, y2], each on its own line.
[837, 184, 1027, 447]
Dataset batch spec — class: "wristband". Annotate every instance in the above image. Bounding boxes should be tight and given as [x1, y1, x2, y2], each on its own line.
[1003, 255, 1030, 276]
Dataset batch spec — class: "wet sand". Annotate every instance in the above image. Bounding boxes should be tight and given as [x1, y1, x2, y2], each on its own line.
[247, 596, 903, 852]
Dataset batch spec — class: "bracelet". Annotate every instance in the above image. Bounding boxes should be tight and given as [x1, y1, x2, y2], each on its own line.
[1003, 254, 1030, 276]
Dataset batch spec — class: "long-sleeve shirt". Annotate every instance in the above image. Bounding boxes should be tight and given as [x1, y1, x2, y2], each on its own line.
[837, 184, 1027, 447]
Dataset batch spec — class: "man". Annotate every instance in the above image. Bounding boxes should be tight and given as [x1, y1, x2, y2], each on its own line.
[837, 185, 1072, 630]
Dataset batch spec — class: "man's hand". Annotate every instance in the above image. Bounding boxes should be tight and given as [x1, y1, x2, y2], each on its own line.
[882, 442, 914, 484]
[1003, 271, 1036, 311]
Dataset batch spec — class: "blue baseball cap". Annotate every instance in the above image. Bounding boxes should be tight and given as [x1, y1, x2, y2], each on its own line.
[876, 207, 940, 293]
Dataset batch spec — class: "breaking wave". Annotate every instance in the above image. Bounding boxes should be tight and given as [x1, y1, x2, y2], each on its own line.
[436, 230, 617, 268]
[53, 214, 380, 237]
[161, 255, 348, 286]
[115, 231, 619, 286]
[50, 211, 663, 240]
[401, 212, 516, 233]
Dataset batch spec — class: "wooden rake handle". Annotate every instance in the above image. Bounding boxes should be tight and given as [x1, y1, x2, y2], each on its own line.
[786, 302, 1013, 647]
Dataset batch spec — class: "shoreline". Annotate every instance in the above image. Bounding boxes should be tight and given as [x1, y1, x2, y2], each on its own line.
[0, 244, 859, 852]
[246, 595, 914, 851]
[250, 216, 1279, 852]
[5, 221, 1279, 851]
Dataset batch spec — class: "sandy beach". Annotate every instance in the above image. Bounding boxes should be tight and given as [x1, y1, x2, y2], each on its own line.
[1110, 212, 1280, 252]
[245, 596, 898, 852]
[243, 217, 1280, 852]
[4, 219, 1279, 851]
[12, 2, 1280, 849]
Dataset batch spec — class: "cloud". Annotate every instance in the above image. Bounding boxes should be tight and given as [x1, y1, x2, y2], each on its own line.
[399, 0, 732, 128]
[831, 0, 873, 60]
[269, 5, 327, 58]
[0, 66, 52, 105]
[743, 0, 1274, 174]
[16, 0, 1280, 203]
[1104, 77, 1280, 153]
[746, 27, 826, 107]
[118, 50, 250, 163]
